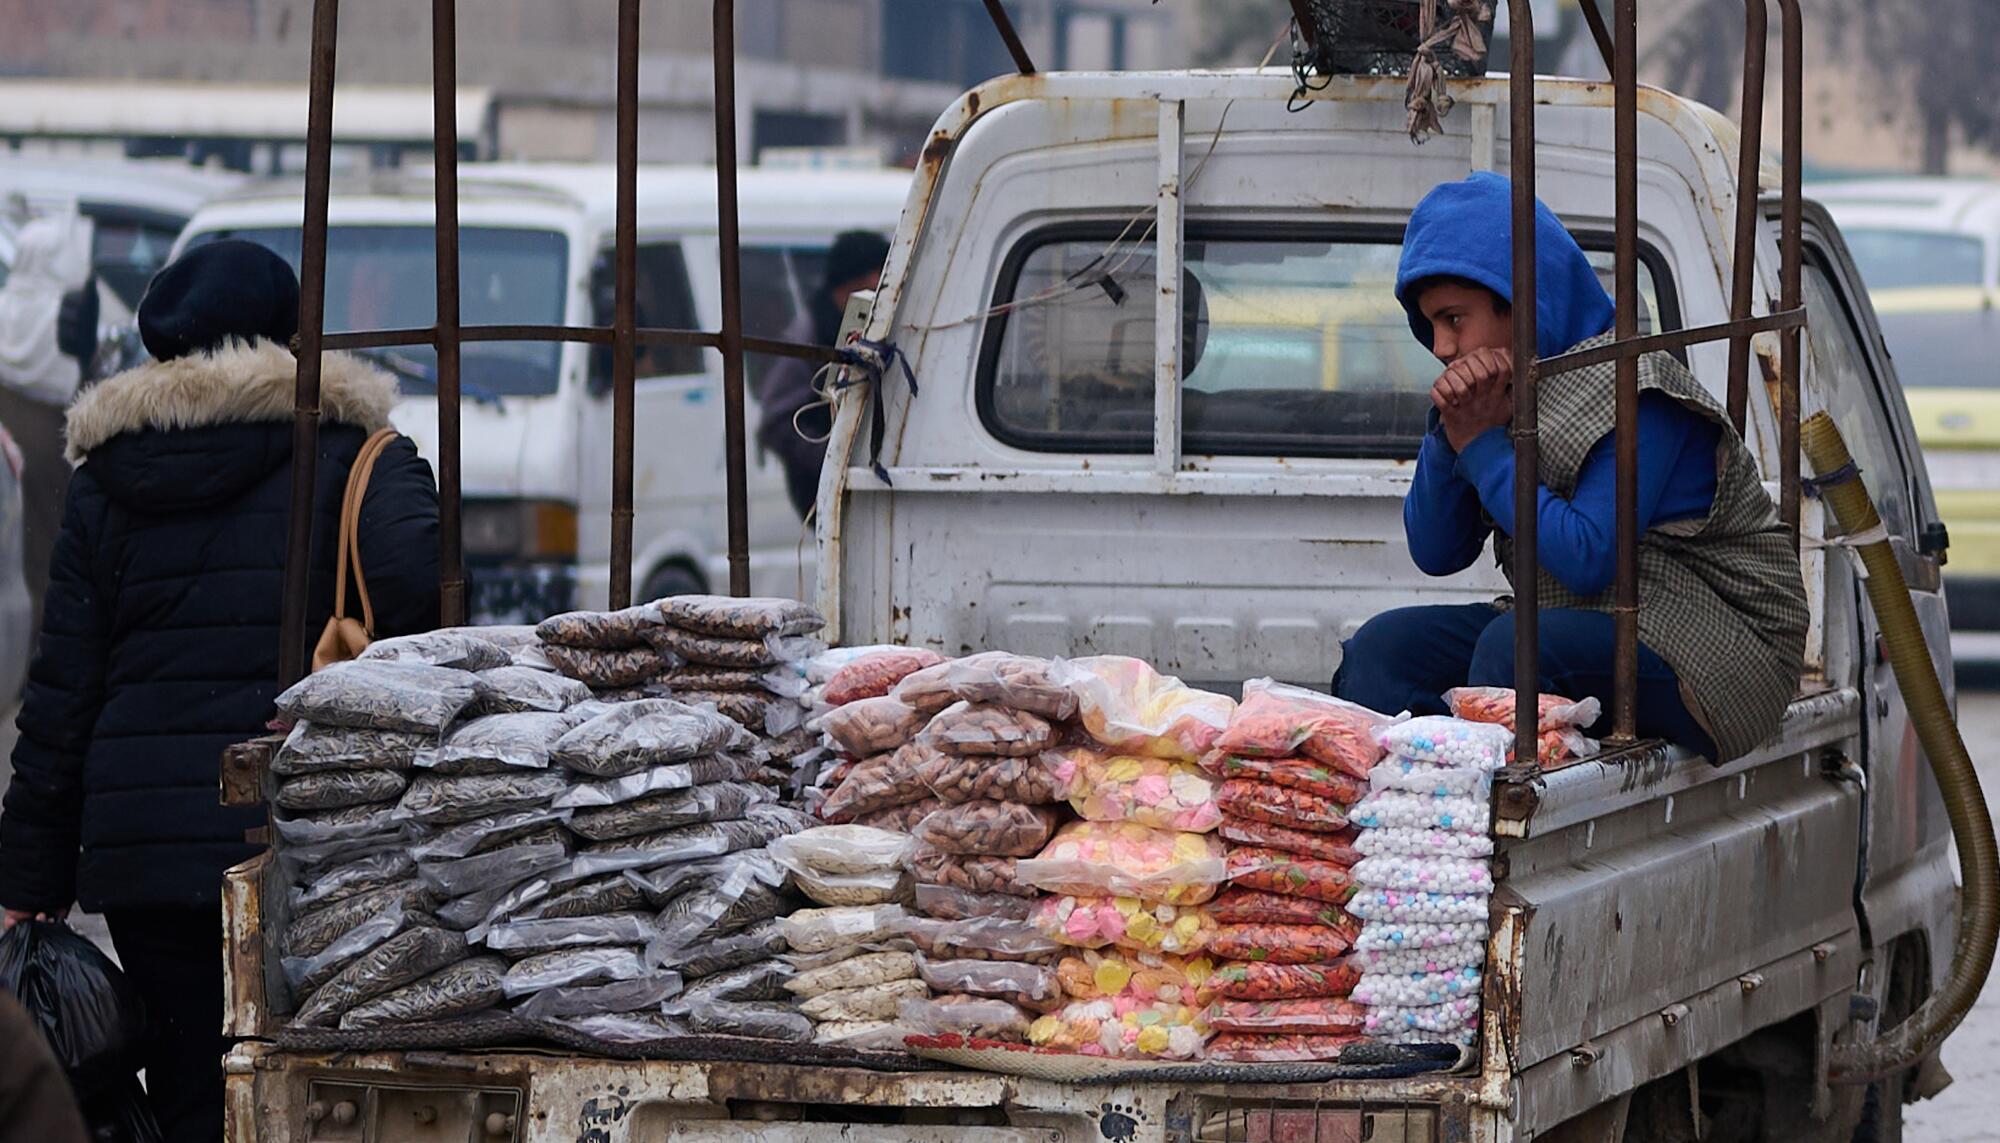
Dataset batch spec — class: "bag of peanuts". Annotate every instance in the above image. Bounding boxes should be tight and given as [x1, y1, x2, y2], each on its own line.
[911, 801, 1063, 857]
[906, 850, 1041, 899]
[816, 696, 929, 758]
[912, 882, 1037, 922]
[817, 743, 937, 823]
[918, 702, 1057, 758]
[940, 652, 1078, 720]
[915, 749, 1065, 805]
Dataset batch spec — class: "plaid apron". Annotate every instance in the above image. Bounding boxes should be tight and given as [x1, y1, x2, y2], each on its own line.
[1493, 334, 1809, 760]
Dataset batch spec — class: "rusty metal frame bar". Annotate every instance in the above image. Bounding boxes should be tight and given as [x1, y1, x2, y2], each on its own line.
[432, 0, 465, 627]
[1611, 0, 1638, 741]
[982, 0, 1037, 75]
[1508, 0, 1540, 769]
[1539, 309, 1806, 378]
[715, 0, 752, 597]
[608, 0, 640, 609]
[1577, 0, 1616, 74]
[1725, 0, 1770, 435]
[1778, 0, 1803, 541]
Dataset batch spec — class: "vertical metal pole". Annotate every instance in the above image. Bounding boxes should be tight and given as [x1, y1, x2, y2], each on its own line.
[981, 0, 1038, 75]
[280, 0, 341, 686]
[610, 0, 639, 608]
[1154, 98, 1184, 478]
[1576, 0, 1616, 76]
[1508, 0, 1540, 768]
[1725, 0, 1768, 437]
[714, 0, 751, 598]
[1610, 0, 1640, 743]
[1778, 0, 1803, 542]
[432, 0, 466, 627]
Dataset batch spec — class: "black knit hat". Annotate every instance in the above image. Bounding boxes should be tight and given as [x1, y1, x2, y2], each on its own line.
[821, 230, 890, 294]
[137, 239, 301, 362]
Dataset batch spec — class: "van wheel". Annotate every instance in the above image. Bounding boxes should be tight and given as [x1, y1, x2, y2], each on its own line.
[639, 563, 705, 604]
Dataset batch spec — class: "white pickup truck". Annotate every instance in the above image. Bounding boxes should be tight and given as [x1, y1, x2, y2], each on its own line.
[220, 69, 1958, 1142]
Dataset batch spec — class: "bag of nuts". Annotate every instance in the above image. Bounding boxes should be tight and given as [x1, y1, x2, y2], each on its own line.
[915, 749, 1065, 805]
[918, 702, 1056, 758]
[911, 801, 1063, 858]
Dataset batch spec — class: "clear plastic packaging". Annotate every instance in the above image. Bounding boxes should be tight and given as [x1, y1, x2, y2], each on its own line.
[513, 971, 683, 1021]
[797, 977, 927, 1022]
[393, 772, 568, 826]
[1052, 752, 1221, 832]
[1351, 826, 1494, 860]
[273, 769, 409, 812]
[500, 946, 648, 998]
[272, 722, 427, 776]
[1056, 655, 1234, 764]
[283, 905, 427, 993]
[445, 877, 553, 935]
[1347, 791, 1491, 834]
[358, 631, 511, 672]
[1366, 759, 1496, 799]
[912, 801, 1062, 857]
[787, 865, 908, 908]
[655, 595, 824, 639]
[408, 807, 567, 862]
[530, 873, 650, 921]
[916, 956, 1064, 1013]
[1026, 998, 1207, 1059]
[1213, 779, 1351, 834]
[811, 1020, 909, 1050]
[273, 805, 406, 872]
[567, 781, 774, 842]
[681, 996, 813, 1042]
[824, 648, 946, 706]
[536, 605, 663, 650]
[1374, 716, 1513, 770]
[1224, 848, 1360, 905]
[1203, 996, 1367, 1033]
[1017, 821, 1227, 906]
[916, 749, 1065, 806]
[677, 689, 784, 732]
[554, 700, 746, 778]
[1345, 888, 1489, 925]
[662, 919, 788, 979]
[1207, 925, 1356, 965]
[415, 711, 583, 774]
[1054, 949, 1214, 1005]
[555, 753, 765, 808]
[285, 881, 433, 960]
[1350, 920, 1489, 952]
[484, 912, 659, 954]
[275, 661, 482, 735]
[679, 959, 794, 1003]
[817, 744, 937, 823]
[646, 626, 819, 670]
[1204, 1030, 1361, 1061]
[778, 905, 908, 955]
[1201, 961, 1361, 1002]
[292, 927, 466, 1027]
[816, 697, 928, 758]
[545, 644, 677, 689]
[919, 702, 1056, 758]
[1350, 855, 1493, 895]
[769, 825, 912, 876]
[1198, 753, 1367, 804]
[895, 915, 1063, 963]
[1351, 966, 1482, 1007]
[1217, 818, 1362, 866]
[1361, 996, 1481, 1037]
[648, 857, 791, 958]
[558, 1011, 682, 1044]
[292, 850, 417, 911]
[417, 833, 570, 900]
[1445, 686, 1601, 737]
[567, 806, 813, 878]
[887, 661, 958, 714]
[940, 652, 1078, 721]
[434, 624, 539, 651]
[852, 796, 950, 834]
[1351, 941, 1486, 976]
[1212, 680, 1396, 778]
[784, 950, 919, 998]
[339, 956, 507, 1029]
[1030, 896, 1215, 957]
[911, 883, 1036, 922]
[1208, 889, 1360, 935]
[900, 994, 1032, 1042]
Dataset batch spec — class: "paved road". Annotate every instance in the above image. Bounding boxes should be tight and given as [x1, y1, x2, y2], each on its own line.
[0, 688, 1996, 1135]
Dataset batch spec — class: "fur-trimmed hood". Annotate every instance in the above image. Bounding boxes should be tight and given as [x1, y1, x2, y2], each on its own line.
[65, 337, 396, 465]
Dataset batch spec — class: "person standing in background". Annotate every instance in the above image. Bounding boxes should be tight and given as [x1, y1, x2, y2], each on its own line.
[757, 230, 890, 519]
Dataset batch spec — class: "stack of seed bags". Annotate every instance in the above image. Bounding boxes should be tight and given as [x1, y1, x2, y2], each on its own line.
[536, 605, 682, 697]
[270, 650, 503, 1030]
[766, 824, 925, 1048]
[641, 595, 827, 735]
[1346, 716, 1507, 1049]
[1185, 679, 1397, 1062]
[889, 654, 1076, 1043]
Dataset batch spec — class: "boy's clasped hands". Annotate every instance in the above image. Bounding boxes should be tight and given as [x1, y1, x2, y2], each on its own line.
[1431, 347, 1515, 452]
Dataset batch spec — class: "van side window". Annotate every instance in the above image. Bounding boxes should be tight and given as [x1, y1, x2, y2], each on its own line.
[1802, 253, 1915, 542]
[977, 227, 1671, 459]
[594, 241, 704, 385]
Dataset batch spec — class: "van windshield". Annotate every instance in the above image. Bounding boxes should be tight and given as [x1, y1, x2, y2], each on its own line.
[1841, 228, 1985, 290]
[1869, 292, 2000, 389]
[186, 225, 570, 397]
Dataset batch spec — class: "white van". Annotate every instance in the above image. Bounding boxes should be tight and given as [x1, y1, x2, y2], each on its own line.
[174, 164, 911, 619]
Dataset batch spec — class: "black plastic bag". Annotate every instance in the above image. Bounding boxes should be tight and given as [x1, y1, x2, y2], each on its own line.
[0, 920, 162, 1143]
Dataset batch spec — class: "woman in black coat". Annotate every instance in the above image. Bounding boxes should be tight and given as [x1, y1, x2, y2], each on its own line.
[0, 241, 440, 1143]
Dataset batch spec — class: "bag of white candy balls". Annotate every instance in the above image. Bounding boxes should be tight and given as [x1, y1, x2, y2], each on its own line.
[1352, 919, 1488, 952]
[1352, 965, 1482, 1008]
[1374, 716, 1511, 769]
[1348, 791, 1490, 834]
[1354, 827, 1494, 860]
[1352, 854, 1494, 895]
[1347, 888, 1489, 925]
[1363, 994, 1481, 1036]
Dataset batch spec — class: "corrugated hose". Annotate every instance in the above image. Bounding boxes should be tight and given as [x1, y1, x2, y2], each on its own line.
[1802, 412, 2000, 1083]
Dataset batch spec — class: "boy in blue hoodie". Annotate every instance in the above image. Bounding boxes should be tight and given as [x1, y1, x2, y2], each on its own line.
[1332, 173, 1808, 761]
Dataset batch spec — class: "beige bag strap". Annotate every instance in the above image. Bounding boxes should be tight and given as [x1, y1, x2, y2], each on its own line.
[333, 428, 400, 635]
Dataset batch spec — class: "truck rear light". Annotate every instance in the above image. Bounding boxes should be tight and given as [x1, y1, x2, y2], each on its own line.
[463, 499, 578, 560]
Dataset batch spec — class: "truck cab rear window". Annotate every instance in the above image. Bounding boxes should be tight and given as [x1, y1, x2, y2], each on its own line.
[978, 226, 1672, 459]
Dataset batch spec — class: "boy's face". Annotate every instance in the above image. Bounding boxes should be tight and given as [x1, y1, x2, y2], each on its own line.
[1417, 282, 1513, 365]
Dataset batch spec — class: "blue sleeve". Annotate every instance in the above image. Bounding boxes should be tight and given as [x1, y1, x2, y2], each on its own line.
[1453, 394, 1712, 596]
[1403, 417, 1492, 577]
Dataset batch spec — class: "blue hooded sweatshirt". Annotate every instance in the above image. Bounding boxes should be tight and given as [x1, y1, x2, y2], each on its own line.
[1397, 173, 1721, 595]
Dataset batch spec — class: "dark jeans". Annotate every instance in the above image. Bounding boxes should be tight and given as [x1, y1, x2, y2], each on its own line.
[1331, 602, 1718, 759]
[105, 907, 226, 1143]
